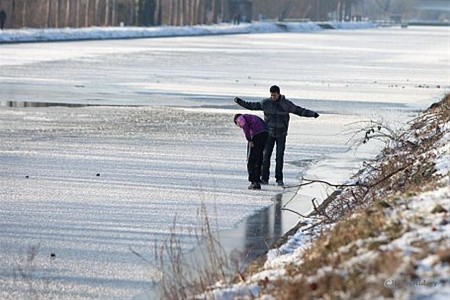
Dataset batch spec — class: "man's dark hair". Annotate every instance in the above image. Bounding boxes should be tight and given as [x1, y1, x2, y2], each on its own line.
[270, 85, 280, 93]
[233, 113, 242, 124]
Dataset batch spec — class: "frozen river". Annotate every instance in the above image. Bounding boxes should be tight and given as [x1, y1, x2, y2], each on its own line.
[0, 26, 449, 298]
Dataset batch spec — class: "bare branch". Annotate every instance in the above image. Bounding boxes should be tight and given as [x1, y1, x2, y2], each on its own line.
[281, 207, 308, 218]
[286, 178, 368, 189]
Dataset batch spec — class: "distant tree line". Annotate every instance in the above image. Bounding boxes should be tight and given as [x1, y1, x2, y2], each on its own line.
[0, 0, 420, 29]
[255, 0, 418, 22]
[0, 0, 226, 28]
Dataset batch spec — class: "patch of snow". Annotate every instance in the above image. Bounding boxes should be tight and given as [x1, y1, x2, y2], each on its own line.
[0, 22, 377, 44]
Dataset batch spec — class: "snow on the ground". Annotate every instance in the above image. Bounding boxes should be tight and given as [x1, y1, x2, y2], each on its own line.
[201, 114, 450, 299]
[0, 21, 376, 43]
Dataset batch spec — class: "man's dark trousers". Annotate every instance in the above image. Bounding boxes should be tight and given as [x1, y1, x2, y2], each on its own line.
[261, 135, 286, 182]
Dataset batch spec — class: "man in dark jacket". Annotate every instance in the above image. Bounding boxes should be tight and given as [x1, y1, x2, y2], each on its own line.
[234, 114, 269, 190]
[234, 85, 319, 186]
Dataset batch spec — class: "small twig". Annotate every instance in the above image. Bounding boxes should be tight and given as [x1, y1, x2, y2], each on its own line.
[130, 247, 152, 265]
[368, 161, 414, 188]
[282, 181, 302, 208]
[281, 207, 309, 218]
[312, 198, 332, 221]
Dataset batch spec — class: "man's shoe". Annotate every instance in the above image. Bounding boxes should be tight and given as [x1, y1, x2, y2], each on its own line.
[260, 179, 269, 185]
[276, 180, 284, 187]
[248, 182, 261, 190]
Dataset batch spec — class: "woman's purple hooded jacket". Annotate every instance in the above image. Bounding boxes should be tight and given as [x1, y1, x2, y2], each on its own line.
[236, 114, 268, 141]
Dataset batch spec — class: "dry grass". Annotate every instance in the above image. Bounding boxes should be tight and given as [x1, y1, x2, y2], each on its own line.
[324, 93, 449, 222]
[154, 203, 245, 300]
[267, 205, 405, 299]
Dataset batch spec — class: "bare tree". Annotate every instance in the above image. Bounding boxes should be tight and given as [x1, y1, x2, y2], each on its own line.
[85, 0, 90, 26]
[193, 0, 199, 24]
[155, 0, 161, 25]
[105, 0, 110, 26]
[112, 0, 116, 25]
[174, 0, 178, 25]
[75, 0, 81, 27]
[55, 0, 60, 27]
[21, 0, 27, 27]
[65, 0, 71, 26]
[210, 0, 216, 23]
[46, 0, 52, 27]
[94, 0, 100, 25]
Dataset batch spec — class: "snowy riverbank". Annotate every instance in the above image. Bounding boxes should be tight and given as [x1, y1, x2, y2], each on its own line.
[0, 21, 376, 43]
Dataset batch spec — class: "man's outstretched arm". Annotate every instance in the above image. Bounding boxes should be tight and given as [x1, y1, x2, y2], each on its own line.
[285, 99, 319, 118]
[234, 97, 263, 111]
[294, 106, 319, 118]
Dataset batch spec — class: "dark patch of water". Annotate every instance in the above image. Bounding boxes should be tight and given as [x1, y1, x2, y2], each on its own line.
[1, 101, 90, 108]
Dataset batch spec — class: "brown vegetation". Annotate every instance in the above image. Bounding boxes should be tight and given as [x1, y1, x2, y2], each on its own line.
[153, 203, 243, 300]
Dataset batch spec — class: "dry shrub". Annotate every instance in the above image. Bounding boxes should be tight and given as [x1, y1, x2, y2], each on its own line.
[154, 203, 242, 300]
[325, 93, 449, 223]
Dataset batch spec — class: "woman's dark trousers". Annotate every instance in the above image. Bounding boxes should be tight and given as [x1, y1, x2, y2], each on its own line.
[247, 132, 268, 183]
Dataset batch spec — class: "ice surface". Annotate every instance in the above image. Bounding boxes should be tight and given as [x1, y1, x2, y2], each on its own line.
[0, 25, 448, 298]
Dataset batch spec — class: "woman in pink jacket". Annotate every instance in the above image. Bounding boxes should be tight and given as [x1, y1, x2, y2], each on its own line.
[234, 114, 268, 190]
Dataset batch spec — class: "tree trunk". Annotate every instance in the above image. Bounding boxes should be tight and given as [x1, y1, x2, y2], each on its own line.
[112, 0, 116, 26]
[194, 0, 200, 24]
[10, 0, 16, 28]
[85, 0, 90, 27]
[200, 0, 206, 24]
[75, 0, 81, 27]
[178, 0, 183, 26]
[55, 0, 60, 27]
[47, 0, 52, 27]
[344, 0, 352, 21]
[65, 0, 70, 26]
[129, 0, 135, 25]
[211, 0, 217, 23]
[168, 0, 173, 25]
[189, 0, 195, 26]
[337, 0, 343, 21]
[105, 0, 110, 26]
[22, 0, 27, 27]
[154, 0, 161, 25]
[173, 0, 178, 25]
[221, 0, 225, 22]
[94, 0, 100, 25]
